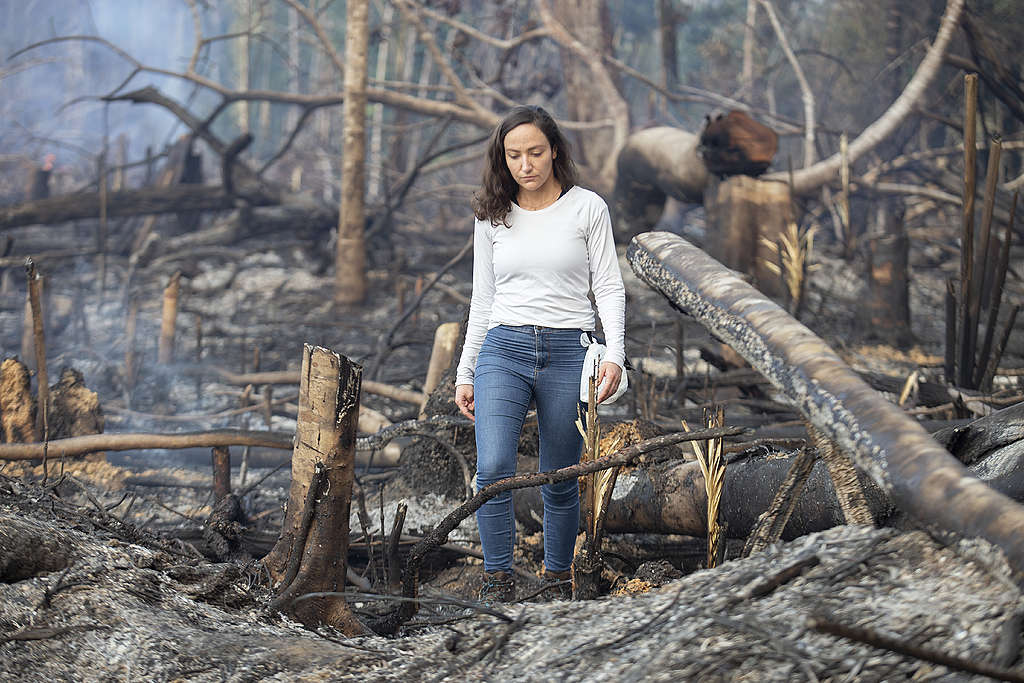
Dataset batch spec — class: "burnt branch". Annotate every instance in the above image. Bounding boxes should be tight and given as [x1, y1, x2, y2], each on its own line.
[0, 430, 293, 460]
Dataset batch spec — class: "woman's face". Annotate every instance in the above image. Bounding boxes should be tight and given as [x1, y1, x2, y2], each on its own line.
[503, 123, 557, 194]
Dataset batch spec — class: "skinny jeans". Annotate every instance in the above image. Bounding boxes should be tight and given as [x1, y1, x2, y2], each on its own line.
[473, 324, 587, 573]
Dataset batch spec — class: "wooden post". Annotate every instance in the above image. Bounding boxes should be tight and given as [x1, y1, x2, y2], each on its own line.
[263, 344, 365, 634]
[958, 74, 978, 387]
[419, 322, 459, 417]
[97, 151, 108, 297]
[124, 297, 139, 406]
[212, 446, 231, 502]
[703, 175, 793, 299]
[412, 275, 423, 324]
[0, 236, 13, 295]
[20, 293, 34, 369]
[158, 271, 181, 364]
[238, 383, 253, 487]
[25, 260, 48, 443]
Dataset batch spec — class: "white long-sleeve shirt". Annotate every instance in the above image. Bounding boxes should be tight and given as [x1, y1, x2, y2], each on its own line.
[455, 185, 626, 387]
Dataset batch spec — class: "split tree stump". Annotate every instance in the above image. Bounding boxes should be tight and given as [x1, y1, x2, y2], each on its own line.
[262, 344, 365, 634]
[703, 175, 793, 300]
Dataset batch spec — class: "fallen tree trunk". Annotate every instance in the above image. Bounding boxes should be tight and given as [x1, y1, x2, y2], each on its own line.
[627, 231, 1024, 572]
[933, 402, 1024, 465]
[0, 184, 277, 229]
[602, 452, 883, 538]
[136, 204, 336, 265]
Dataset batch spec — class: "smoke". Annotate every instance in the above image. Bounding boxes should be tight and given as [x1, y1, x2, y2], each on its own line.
[1, 1, 222, 171]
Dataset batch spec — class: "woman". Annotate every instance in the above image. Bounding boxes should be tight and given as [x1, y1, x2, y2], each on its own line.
[454, 105, 626, 602]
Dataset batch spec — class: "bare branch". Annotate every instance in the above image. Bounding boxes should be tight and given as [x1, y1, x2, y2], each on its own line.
[280, 0, 345, 78]
[403, 0, 550, 50]
[602, 53, 803, 135]
[393, 0, 476, 114]
[0, 430, 293, 460]
[759, 0, 815, 168]
[767, 0, 965, 194]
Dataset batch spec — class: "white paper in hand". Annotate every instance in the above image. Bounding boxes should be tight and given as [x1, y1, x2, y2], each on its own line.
[580, 341, 628, 404]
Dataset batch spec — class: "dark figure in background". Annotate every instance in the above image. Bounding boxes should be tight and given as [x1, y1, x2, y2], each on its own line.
[28, 153, 56, 200]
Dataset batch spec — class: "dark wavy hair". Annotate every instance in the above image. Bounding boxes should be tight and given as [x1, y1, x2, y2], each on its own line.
[472, 105, 578, 227]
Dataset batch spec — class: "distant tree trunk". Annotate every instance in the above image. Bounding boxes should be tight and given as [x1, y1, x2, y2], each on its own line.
[658, 0, 679, 89]
[740, 0, 757, 98]
[862, 201, 913, 346]
[546, 0, 629, 185]
[368, 4, 394, 202]
[336, 0, 370, 305]
[263, 345, 364, 634]
[860, 0, 912, 347]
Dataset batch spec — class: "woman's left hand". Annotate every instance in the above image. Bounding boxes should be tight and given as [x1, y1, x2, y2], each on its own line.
[595, 361, 622, 404]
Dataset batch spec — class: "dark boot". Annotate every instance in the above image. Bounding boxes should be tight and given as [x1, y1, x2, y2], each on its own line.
[479, 570, 516, 604]
[540, 568, 572, 601]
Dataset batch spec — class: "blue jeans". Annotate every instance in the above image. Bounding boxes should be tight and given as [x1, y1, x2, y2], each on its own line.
[473, 324, 588, 573]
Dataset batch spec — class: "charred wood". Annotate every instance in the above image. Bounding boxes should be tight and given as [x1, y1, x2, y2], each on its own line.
[0, 359, 36, 443]
[627, 232, 1024, 573]
[262, 345, 365, 634]
[0, 184, 276, 230]
[611, 126, 708, 243]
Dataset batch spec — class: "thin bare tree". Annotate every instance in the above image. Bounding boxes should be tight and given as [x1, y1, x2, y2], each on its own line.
[336, 0, 370, 305]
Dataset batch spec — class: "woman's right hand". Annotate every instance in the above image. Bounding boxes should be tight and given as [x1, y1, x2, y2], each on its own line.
[455, 384, 475, 421]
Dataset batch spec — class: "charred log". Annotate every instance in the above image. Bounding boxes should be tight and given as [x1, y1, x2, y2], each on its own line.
[0, 184, 275, 230]
[627, 231, 1024, 572]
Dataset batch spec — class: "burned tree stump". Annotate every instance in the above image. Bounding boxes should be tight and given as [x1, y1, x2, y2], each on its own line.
[0, 358, 36, 443]
[703, 175, 793, 300]
[48, 368, 104, 438]
[262, 344, 365, 634]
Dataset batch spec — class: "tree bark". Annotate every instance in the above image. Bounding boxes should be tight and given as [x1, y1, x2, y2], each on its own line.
[861, 203, 913, 346]
[262, 345, 364, 634]
[541, 0, 629, 187]
[335, 0, 370, 305]
[0, 359, 36, 443]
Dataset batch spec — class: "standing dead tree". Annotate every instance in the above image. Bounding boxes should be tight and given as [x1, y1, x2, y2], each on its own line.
[336, 0, 370, 305]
